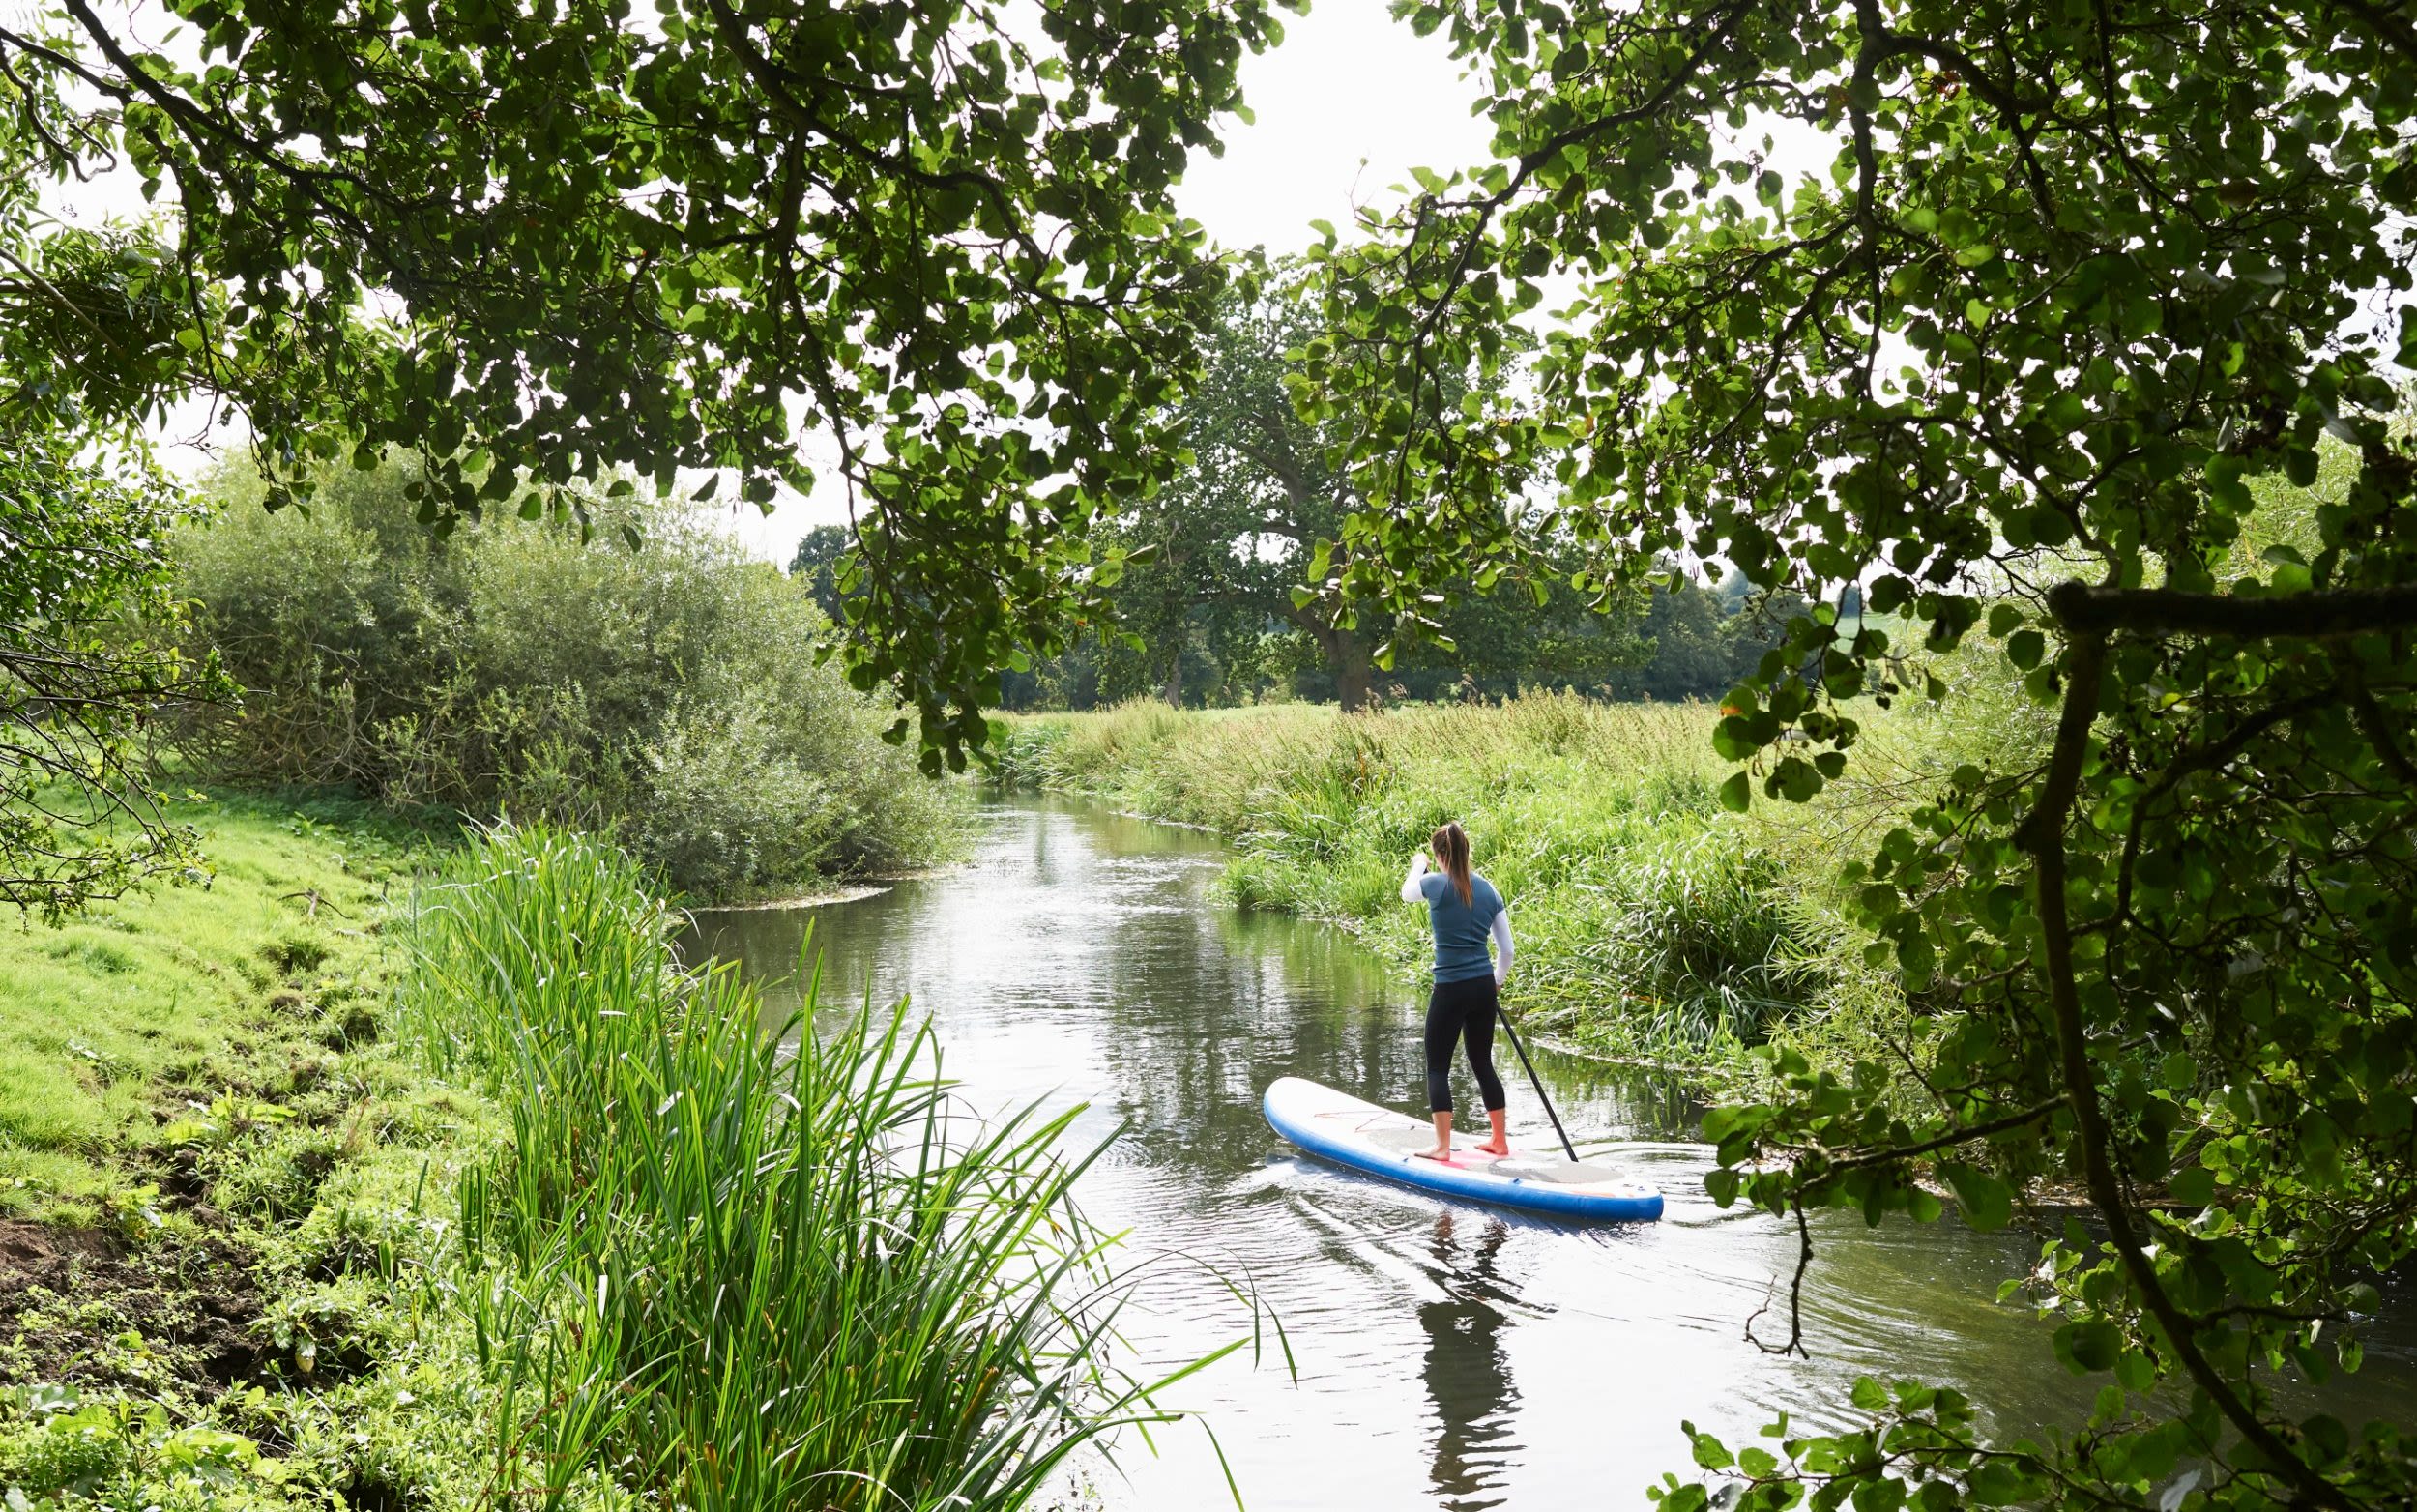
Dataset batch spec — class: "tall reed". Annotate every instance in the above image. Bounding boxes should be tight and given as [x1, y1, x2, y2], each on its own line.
[401, 826, 1248, 1510]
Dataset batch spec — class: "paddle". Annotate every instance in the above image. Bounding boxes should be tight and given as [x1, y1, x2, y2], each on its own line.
[1495, 1004, 1579, 1161]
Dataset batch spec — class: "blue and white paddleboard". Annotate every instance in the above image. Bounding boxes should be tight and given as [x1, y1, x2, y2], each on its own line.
[1262, 1076, 1664, 1222]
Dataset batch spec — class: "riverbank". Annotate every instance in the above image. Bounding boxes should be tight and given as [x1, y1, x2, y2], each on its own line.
[0, 788, 505, 1507]
[2, 793, 1207, 1510]
[990, 696, 2012, 1082]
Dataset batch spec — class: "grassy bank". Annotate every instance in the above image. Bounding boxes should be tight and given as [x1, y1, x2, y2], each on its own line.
[399, 824, 1238, 1510]
[0, 789, 509, 1508]
[0, 786, 445, 1220]
[992, 694, 2022, 1073]
[3, 798, 1238, 1510]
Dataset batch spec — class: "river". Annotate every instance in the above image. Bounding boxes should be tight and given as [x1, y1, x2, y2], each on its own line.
[688, 797, 2417, 1511]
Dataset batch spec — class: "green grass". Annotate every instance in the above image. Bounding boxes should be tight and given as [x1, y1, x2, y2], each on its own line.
[398, 824, 1267, 1511]
[0, 788, 444, 1220]
[0, 790, 535, 1511]
[993, 692, 2023, 1071]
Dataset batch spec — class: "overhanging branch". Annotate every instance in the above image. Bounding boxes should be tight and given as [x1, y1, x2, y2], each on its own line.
[2047, 579, 2417, 639]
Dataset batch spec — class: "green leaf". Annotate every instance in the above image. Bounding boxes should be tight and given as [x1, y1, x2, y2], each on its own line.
[1718, 771, 1752, 813]
[2167, 1164, 2215, 1206]
[2055, 1319, 2123, 1374]
[1690, 1427, 1735, 1470]
[1939, 1164, 2012, 1231]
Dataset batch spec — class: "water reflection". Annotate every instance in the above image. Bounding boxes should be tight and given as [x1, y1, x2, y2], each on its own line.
[1419, 1214, 1521, 1510]
[684, 798, 2417, 1512]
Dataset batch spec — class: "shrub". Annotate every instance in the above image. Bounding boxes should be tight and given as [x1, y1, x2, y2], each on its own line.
[171, 456, 961, 899]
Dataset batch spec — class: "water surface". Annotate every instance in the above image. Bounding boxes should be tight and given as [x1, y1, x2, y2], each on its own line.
[689, 799, 2415, 1511]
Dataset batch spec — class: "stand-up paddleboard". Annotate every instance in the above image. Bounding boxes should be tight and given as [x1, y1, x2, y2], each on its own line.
[1263, 1077, 1664, 1222]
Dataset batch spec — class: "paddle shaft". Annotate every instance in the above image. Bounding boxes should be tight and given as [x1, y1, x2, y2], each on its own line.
[1495, 1004, 1578, 1161]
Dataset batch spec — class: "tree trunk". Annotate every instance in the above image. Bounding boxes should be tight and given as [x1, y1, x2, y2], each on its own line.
[1162, 655, 1183, 709]
[1332, 631, 1374, 712]
[1280, 602, 1376, 712]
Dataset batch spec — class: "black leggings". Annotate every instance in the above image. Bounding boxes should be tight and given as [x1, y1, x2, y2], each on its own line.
[1424, 975, 1506, 1115]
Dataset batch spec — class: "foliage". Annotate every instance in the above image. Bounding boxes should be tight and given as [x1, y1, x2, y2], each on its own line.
[174, 456, 960, 900]
[0, 437, 224, 919]
[995, 696, 1887, 1061]
[999, 277, 1675, 710]
[399, 824, 1267, 1510]
[1295, 1, 2417, 1505]
[994, 553, 1800, 712]
[0, 0, 1298, 767]
[1095, 276, 1405, 710]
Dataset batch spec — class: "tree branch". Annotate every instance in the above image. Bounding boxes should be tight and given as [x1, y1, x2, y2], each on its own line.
[2020, 626, 2351, 1512]
[2047, 579, 2417, 640]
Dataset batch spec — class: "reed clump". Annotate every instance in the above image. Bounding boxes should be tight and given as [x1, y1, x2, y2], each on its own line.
[401, 825, 1236, 1511]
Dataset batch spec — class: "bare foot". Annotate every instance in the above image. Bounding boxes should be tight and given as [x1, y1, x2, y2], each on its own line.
[1413, 1146, 1454, 1162]
[1472, 1139, 1510, 1157]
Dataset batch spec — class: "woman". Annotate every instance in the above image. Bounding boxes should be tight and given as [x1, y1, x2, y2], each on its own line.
[1400, 821, 1515, 1161]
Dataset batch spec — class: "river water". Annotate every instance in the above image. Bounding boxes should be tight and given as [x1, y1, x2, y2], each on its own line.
[688, 798, 2416, 1512]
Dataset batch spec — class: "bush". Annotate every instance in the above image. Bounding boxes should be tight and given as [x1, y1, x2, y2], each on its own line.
[171, 456, 961, 899]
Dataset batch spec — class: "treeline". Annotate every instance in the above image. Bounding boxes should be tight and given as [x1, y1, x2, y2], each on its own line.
[1022, 568, 1812, 711]
[172, 457, 958, 900]
[796, 525, 1816, 712]
[791, 280, 1819, 713]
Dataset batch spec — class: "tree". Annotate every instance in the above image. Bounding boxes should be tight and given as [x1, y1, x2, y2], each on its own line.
[0, 0, 1296, 772]
[1296, 1, 2417, 1507]
[1401, 535, 1650, 698]
[1, 436, 223, 918]
[0, 124, 226, 916]
[788, 525, 853, 628]
[1103, 279, 1391, 709]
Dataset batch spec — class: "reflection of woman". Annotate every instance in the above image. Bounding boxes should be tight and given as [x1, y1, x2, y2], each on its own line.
[1420, 1212, 1520, 1510]
[1400, 821, 1515, 1161]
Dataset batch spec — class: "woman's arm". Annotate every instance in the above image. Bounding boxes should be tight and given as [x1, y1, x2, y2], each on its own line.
[1400, 852, 1429, 903]
[1491, 907, 1515, 987]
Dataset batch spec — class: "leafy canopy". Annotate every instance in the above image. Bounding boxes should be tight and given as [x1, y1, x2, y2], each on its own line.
[0, 435, 222, 918]
[0, 0, 1296, 769]
[0, 127, 226, 916]
[1297, 0, 2417, 1506]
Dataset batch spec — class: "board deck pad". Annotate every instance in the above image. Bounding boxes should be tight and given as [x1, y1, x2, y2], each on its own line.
[1362, 1128, 1635, 1185]
[1263, 1077, 1664, 1221]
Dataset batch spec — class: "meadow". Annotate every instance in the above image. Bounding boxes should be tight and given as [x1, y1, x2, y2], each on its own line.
[993, 686, 2050, 1075]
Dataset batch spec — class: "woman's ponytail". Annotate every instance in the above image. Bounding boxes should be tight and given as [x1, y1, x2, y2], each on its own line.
[1430, 821, 1474, 908]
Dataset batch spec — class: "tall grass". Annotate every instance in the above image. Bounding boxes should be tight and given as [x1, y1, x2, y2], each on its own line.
[401, 825, 1252, 1511]
[995, 694, 1883, 1064]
